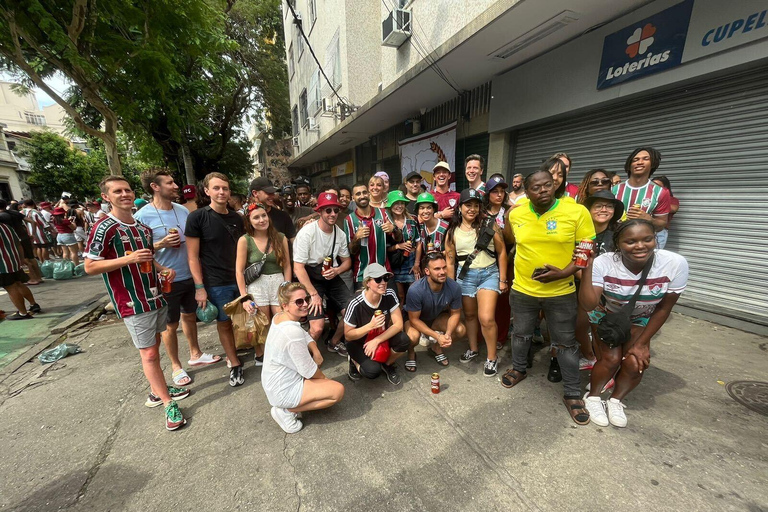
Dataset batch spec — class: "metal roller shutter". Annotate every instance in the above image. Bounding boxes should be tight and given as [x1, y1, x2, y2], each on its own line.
[512, 65, 768, 325]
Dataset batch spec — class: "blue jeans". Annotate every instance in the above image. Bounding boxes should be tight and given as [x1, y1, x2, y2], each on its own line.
[510, 290, 580, 397]
[206, 284, 239, 322]
[656, 229, 668, 249]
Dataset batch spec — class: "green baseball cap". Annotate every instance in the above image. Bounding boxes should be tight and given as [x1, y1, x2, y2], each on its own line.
[386, 190, 409, 208]
[415, 192, 438, 208]
[134, 198, 148, 208]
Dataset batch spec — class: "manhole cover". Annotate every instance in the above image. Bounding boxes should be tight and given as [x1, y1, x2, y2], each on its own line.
[725, 381, 768, 416]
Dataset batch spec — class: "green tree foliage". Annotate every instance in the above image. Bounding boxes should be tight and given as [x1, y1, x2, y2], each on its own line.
[20, 131, 107, 200]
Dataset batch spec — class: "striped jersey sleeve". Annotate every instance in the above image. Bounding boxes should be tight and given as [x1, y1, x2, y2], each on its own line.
[0, 223, 23, 274]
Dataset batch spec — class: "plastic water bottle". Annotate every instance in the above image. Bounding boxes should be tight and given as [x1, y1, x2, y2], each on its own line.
[245, 301, 257, 329]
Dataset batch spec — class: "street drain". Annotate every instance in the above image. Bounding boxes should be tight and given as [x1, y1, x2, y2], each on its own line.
[725, 381, 768, 416]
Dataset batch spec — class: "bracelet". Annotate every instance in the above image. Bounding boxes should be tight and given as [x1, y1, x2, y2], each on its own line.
[500, 280, 508, 283]
[194, 283, 205, 289]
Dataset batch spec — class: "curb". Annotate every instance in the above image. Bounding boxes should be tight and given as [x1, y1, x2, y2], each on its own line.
[0, 295, 110, 383]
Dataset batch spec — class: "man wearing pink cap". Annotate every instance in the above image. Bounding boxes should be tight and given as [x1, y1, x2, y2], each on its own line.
[293, 193, 352, 356]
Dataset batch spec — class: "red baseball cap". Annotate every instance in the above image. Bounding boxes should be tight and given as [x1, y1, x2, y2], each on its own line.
[39, 201, 52, 208]
[182, 185, 196, 199]
[314, 192, 342, 212]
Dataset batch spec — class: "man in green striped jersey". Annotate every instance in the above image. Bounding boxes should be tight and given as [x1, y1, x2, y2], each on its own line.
[85, 176, 189, 431]
[612, 147, 671, 232]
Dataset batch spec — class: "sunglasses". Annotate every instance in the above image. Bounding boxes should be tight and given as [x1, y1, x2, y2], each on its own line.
[324, 207, 341, 214]
[372, 275, 392, 284]
[589, 178, 612, 186]
[291, 295, 312, 307]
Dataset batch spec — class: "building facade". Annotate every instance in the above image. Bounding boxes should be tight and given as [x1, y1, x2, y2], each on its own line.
[282, 0, 768, 331]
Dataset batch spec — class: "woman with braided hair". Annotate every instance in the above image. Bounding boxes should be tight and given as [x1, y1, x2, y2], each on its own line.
[579, 219, 688, 428]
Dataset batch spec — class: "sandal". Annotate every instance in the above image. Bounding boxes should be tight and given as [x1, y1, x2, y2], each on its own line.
[172, 368, 192, 386]
[428, 348, 448, 366]
[404, 357, 417, 372]
[188, 353, 222, 366]
[501, 369, 527, 388]
[563, 397, 590, 425]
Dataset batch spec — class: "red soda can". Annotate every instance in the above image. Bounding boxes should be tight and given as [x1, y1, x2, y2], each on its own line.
[160, 270, 172, 293]
[168, 228, 181, 248]
[574, 239, 594, 269]
[322, 257, 332, 272]
[431, 372, 440, 394]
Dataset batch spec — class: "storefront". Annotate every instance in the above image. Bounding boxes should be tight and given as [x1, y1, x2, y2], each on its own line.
[490, 0, 768, 327]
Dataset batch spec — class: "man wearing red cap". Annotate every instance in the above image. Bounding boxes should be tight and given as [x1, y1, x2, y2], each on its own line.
[431, 162, 460, 221]
[181, 185, 198, 213]
[293, 193, 352, 355]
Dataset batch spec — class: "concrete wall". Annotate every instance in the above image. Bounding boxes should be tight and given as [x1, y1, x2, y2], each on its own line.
[490, 0, 768, 132]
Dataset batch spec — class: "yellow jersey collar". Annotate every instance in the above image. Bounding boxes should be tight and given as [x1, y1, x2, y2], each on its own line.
[529, 198, 559, 218]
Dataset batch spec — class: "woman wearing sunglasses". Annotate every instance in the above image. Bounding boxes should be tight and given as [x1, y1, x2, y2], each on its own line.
[236, 203, 292, 364]
[262, 282, 343, 434]
[344, 263, 410, 385]
[575, 169, 613, 205]
[445, 188, 508, 377]
[386, 190, 420, 304]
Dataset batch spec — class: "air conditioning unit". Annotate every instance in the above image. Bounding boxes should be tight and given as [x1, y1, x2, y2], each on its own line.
[322, 97, 335, 113]
[382, 8, 411, 48]
[307, 117, 318, 131]
[292, 136, 299, 147]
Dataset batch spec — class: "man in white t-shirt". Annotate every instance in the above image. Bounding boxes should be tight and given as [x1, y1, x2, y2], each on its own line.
[293, 193, 352, 355]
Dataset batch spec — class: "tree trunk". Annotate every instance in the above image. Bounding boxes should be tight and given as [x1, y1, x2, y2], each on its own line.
[181, 138, 195, 185]
[103, 117, 122, 175]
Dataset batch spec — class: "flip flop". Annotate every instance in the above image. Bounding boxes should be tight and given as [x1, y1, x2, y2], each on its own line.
[404, 357, 417, 372]
[172, 368, 192, 386]
[188, 353, 222, 366]
[428, 348, 449, 366]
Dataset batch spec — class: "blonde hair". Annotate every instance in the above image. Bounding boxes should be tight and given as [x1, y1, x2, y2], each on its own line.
[277, 282, 307, 306]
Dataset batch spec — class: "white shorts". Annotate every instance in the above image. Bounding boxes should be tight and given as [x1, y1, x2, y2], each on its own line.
[74, 226, 87, 242]
[246, 273, 284, 307]
[123, 307, 168, 349]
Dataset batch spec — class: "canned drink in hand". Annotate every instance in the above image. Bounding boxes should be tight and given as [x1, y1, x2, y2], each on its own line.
[574, 239, 594, 269]
[168, 228, 181, 248]
[160, 270, 172, 293]
[323, 257, 332, 272]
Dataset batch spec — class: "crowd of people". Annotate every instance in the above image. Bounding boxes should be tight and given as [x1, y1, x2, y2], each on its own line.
[1, 145, 688, 433]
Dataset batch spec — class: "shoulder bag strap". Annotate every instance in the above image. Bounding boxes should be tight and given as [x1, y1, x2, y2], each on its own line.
[205, 206, 236, 243]
[622, 254, 655, 313]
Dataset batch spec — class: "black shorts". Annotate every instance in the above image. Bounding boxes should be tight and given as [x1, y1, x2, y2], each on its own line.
[163, 278, 197, 324]
[307, 275, 351, 321]
[20, 237, 34, 259]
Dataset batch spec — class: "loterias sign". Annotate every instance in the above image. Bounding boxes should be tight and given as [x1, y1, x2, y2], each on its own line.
[597, 0, 693, 90]
[597, 0, 768, 90]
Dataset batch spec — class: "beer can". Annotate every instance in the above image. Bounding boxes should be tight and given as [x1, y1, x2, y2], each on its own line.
[431, 372, 440, 394]
[139, 259, 154, 273]
[160, 270, 172, 293]
[322, 257, 332, 272]
[427, 242, 434, 253]
[574, 239, 594, 269]
[168, 228, 181, 248]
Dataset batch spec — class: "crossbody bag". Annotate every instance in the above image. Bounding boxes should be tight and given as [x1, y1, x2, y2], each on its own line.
[244, 237, 271, 285]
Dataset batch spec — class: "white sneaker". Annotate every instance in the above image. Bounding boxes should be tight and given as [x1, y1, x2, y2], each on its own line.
[585, 377, 615, 394]
[271, 406, 303, 434]
[584, 394, 609, 427]
[606, 398, 627, 427]
[418, 333, 430, 347]
[579, 356, 597, 371]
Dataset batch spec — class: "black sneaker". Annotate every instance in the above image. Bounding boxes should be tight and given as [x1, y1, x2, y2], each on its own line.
[347, 356, 361, 381]
[327, 340, 348, 357]
[229, 365, 245, 387]
[29, 304, 42, 314]
[547, 357, 562, 383]
[459, 350, 479, 363]
[483, 358, 499, 377]
[381, 363, 401, 385]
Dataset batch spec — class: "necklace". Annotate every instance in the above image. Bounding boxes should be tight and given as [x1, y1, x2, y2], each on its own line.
[151, 201, 183, 236]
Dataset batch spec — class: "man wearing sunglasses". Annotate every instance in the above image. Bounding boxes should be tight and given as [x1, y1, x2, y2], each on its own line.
[293, 193, 352, 356]
[344, 263, 409, 385]
[404, 252, 465, 370]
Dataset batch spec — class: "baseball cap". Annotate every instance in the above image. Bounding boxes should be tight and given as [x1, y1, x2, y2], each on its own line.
[134, 198, 148, 208]
[182, 185, 196, 199]
[432, 162, 451, 174]
[405, 171, 422, 182]
[486, 176, 508, 192]
[292, 175, 311, 186]
[39, 201, 52, 208]
[314, 192, 342, 212]
[374, 171, 390, 182]
[280, 185, 295, 195]
[249, 176, 277, 194]
[363, 263, 393, 281]
[459, 188, 481, 205]
[61, 192, 71, 199]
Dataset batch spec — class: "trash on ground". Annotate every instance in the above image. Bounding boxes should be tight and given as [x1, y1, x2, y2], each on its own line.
[38, 343, 82, 364]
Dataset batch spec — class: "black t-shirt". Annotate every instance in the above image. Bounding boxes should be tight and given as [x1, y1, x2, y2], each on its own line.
[268, 208, 296, 239]
[0, 210, 29, 241]
[343, 289, 399, 344]
[287, 206, 315, 230]
[406, 199, 417, 215]
[185, 206, 244, 286]
[594, 229, 615, 256]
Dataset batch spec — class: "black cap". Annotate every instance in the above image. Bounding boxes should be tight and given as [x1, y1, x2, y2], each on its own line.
[460, 188, 482, 205]
[249, 176, 276, 194]
[583, 190, 625, 224]
[405, 171, 422, 181]
[280, 185, 295, 195]
[292, 175, 311, 186]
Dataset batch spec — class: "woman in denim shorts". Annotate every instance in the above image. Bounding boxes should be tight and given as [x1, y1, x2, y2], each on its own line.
[385, 190, 419, 305]
[444, 188, 508, 377]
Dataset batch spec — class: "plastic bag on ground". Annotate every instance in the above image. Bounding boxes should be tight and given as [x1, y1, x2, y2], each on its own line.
[52, 260, 75, 280]
[196, 301, 218, 323]
[40, 260, 54, 279]
[38, 343, 82, 364]
[73, 263, 86, 277]
[224, 294, 269, 350]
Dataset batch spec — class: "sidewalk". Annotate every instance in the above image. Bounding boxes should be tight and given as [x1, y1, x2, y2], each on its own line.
[0, 275, 106, 368]
[0, 310, 765, 511]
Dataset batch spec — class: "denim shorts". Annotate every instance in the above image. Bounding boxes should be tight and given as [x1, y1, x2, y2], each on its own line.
[588, 309, 649, 327]
[456, 263, 500, 297]
[206, 283, 239, 322]
[57, 232, 78, 246]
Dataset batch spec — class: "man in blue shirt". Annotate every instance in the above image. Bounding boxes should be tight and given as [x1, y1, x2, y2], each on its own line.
[403, 252, 466, 370]
[136, 169, 222, 389]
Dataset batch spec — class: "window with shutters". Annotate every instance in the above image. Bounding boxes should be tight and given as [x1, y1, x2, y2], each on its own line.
[310, 69, 322, 115]
[324, 29, 342, 92]
[292, 106, 299, 136]
[299, 90, 308, 127]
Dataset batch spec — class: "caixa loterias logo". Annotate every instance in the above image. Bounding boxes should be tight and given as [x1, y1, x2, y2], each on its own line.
[605, 23, 670, 80]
